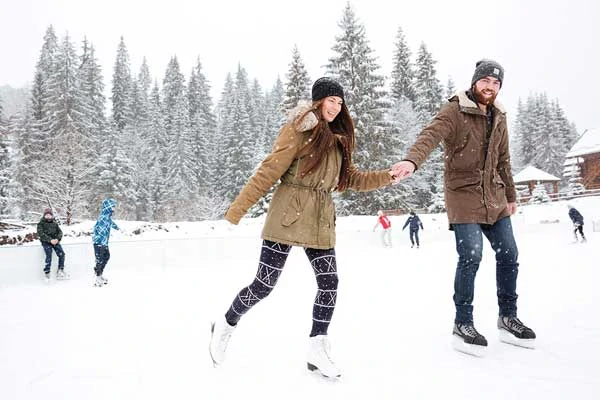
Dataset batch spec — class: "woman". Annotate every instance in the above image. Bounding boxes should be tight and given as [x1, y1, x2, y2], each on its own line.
[209, 77, 395, 378]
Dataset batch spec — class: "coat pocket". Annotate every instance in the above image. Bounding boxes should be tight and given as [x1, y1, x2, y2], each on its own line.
[281, 191, 305, 227]
[446, 171, 481, 191]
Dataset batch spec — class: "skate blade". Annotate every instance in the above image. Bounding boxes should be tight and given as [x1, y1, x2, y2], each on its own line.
[499, 329, 536, 349]
[209, 322, 220, 368]
[452, 335, 487, 357]
[307, 363, 341, 379]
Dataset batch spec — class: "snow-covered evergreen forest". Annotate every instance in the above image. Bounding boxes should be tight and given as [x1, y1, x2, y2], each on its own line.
[0, 4, 579, 223]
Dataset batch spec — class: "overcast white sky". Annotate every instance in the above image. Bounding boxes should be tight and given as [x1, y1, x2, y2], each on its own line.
[1, 0, 598, 132]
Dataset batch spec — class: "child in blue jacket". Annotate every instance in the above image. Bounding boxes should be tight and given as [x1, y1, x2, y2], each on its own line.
[92, 199, 119, 286]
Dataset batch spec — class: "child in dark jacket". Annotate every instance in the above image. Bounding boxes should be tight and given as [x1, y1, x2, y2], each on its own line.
[402, 211, 424, 248]
[37, 208, 68, 281]
[568, 205, 586, 243]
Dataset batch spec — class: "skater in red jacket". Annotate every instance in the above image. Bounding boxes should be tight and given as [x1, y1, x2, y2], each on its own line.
[373, 210, 392, 247]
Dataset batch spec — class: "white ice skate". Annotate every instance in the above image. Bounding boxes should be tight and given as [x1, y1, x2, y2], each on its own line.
[43, 272, 51, 283]
[56, 269, 70, 280]
[306, 335, 341, 379]
[209, 316, 236, 367]
[93, 276, 104, 287]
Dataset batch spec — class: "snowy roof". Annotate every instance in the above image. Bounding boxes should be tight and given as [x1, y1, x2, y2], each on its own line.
[566, 128, 600, 158]
[563, 157, 584, 166]
[513, 165, 561, 183]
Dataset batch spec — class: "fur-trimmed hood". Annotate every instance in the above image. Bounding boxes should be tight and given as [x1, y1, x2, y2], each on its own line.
[286, 100, 318, 132]
[451, 90, 506, 114]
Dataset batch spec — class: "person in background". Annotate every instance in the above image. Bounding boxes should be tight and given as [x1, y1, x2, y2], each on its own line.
[37, 207, 68, 281]
[92, 198, 119, 287]
[567, 204, 586, 243]
[402, 210, 424, 248]
[373, 210, 393, 247]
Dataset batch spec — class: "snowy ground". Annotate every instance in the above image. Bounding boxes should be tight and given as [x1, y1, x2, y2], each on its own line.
[1, 198, 599, 400]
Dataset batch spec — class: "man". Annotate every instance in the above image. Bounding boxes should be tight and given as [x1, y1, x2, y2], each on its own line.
[402, 210, 423, 248]
[36, 208, 68, 281]
[392, 59, 535, 356]
[373, 210, 393, 247]
[567, 204, 586, 243]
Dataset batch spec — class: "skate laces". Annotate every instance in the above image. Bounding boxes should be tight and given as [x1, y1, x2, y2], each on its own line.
[459, 323, 480, 338]
[217, 324, 234, 347]
[504, 317, 526, 333]
[318, 337, 336, 364]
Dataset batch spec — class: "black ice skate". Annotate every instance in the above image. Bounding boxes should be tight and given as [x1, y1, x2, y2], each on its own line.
[452, 322, 488, 357]
[498, 316, 536, 349]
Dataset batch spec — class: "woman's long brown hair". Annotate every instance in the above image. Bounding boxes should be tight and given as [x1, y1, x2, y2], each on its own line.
[295, 99, 355, 191]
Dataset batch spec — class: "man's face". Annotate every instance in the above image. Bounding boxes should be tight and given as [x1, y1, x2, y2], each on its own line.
[44, 213, 53, 220]
[473, 76, 501, 106]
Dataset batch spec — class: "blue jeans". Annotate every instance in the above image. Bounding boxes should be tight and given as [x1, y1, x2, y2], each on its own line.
[94, 244, 110, 276]
[452, 216, 518, 324]
[409, 229, 420, 246]
[42, 242, 65, 273]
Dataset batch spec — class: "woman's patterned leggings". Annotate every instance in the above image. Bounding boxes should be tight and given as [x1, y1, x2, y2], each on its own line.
[225, 240, 338, 337]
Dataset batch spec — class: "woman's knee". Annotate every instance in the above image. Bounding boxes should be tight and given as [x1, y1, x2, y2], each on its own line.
[317, 273, 338, 291]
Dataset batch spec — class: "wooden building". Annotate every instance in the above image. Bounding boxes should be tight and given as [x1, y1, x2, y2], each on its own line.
[565, 128, 600, 190]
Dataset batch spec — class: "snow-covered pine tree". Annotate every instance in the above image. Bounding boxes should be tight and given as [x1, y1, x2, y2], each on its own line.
[552, 99, 579, 166]
[146, 82, 169, 221]
[78, 38, 108, 216]
[249, 78, 267, 164]
[513, 93, 578, 179]
[325, 3, 399, 214]
[213, 73, 236, 198]
[32, 26, 59, 132]
[14, 26, 60, 216]
[445, 76, 455, 99]
[411, 42, 444, 208]
[128, 60, 153, 220]
[515, 95, 538, 168]
[31, 33, 95, 224]
[264, 76, 286, 147]
[220, 65, 256, 201]
[390, 26, 415, 104]
[510, 98, 525, 171]
[283, 45, 311, 112]
[386, 97, 421, 211]
[0, 97, 4, 131]
[412, 43, 443, 117]
[0, 100, 12, 218]
[162, 56, 196, 219]
[111, 36, 133, 132]
[249, 77, 286, 218]
[529, 182, 551, 204]
[188, 57, 217, 197]
[94, 37, 137, 218]
[94, 121, 137, 218]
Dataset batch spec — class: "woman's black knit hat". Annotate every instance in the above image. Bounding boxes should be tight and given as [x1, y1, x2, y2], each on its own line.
[312, 77, 344, 102]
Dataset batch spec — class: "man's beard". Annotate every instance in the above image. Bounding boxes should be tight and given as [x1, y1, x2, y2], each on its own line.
[473, 86, 498, 106]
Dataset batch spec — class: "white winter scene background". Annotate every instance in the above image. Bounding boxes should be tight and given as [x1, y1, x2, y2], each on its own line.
[1, 0, 599, 399]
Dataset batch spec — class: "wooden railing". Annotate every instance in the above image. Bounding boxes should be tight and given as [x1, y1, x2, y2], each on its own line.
[517, 188, 600, 205]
